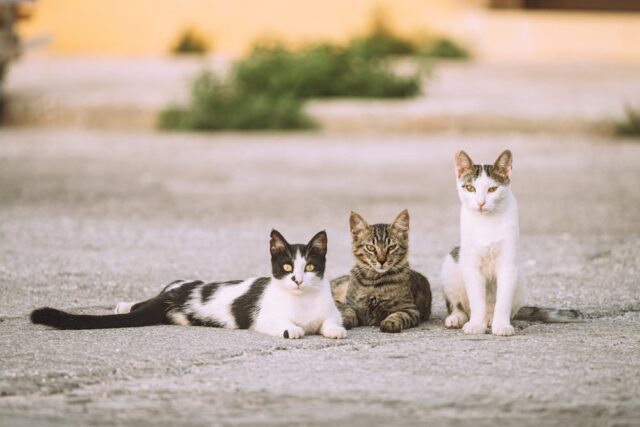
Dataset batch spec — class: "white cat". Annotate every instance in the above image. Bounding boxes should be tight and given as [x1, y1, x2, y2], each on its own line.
[441, 150, 524, 336]
[440, 149, 582, 336]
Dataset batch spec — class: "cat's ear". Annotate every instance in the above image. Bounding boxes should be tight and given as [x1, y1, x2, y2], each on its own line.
[270, 229, 289, 255]
[307, 230, 327, 256]
[455, 150, 474, 179]
[349, 211, 369, 239]
[493, 149, 512, 180]
[391, 209, 410, 238]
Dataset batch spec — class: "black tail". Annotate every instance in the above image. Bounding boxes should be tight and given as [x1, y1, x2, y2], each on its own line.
[30, 298, 168, 330]
[514, 306, 583, 323]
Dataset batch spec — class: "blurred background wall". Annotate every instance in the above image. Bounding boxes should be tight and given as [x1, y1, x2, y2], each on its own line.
[20, 0, 640, 62]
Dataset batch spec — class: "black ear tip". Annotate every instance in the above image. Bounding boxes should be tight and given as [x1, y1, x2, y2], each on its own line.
[311, 230, 327, 243]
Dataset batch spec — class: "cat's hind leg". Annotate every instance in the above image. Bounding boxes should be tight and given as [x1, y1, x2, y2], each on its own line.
[114, 299, 154, 314]
[441, 252, 469, 329]
[114, 301, 136, 314]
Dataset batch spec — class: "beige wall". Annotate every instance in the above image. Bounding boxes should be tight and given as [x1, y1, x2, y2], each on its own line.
[20, 0, 640, 62]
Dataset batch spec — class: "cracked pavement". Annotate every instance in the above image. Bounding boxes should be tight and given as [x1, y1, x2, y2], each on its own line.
[0, 129, 639, 426]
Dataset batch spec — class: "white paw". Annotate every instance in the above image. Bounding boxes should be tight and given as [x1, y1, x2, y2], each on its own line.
[322, 324, 347, 339]
[114, 301, 135, 314]
[283, 325, 305, 339]
[462, 321, 487, 335]
[492, 323, 515, 336]
[445, 312, 467, 329]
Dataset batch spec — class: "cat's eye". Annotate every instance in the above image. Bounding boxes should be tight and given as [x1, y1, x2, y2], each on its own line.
[388, 244, 398, 251]
[464, 185, 476, 192]
[283, 264, 293, 272]
[488, 186, 498, 193]
[305, 264, 315, 272]
[365, 244, 376, 252]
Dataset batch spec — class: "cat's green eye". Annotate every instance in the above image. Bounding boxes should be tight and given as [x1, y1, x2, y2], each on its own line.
[305, 264, 315, 272]
[283, 264, 293, 272]
[388, 244, 398, 251]
[488, 186, 498, 193]
[464, 185, 476, 192]
[365, 244, 376, 252]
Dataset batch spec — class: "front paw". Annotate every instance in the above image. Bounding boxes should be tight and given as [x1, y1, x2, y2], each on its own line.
[445, 312, 467, 329]
[283, 325, 305, 339]
[492, 322, 515, 336]
[462, 321, 487, 335]
[380, 317, 403, 333]
[322, 324, 347, 339]
[342, 312, 358, 330]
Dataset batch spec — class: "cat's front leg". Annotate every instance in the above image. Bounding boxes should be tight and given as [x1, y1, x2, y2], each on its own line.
[255, 320, 305, 339]
[338, 304, 359, 330]
[461, 265, 488, 335]
[380, 306, 421, 333]
[492, 262, 518, 336]
[320, 316, 347, 339]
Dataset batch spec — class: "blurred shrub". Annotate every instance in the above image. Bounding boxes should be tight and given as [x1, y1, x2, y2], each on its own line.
[421, 37, 471, 60]
[158, 72, 313, 130]
[614, 105, 640, 137]
[171, 29, 210, 55]
[160, 24, 428, 131]
[235, 43, 420, 98]
[347, 13, 417, 60]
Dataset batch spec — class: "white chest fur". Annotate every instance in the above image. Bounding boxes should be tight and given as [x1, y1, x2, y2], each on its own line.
[253, 279, 343, 338]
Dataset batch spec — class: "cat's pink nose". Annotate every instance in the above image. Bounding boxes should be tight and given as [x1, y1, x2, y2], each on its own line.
[478, 201, 486, 208]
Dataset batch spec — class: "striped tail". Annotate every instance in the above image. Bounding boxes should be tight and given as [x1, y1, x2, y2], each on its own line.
[30, 298, 168, 330]
[514, 306, 583, 323]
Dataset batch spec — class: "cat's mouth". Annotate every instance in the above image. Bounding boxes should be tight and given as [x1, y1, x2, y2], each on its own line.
[372, 265, 390, 273]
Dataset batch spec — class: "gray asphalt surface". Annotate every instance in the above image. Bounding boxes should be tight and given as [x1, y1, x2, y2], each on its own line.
[0, 129, 639, 426]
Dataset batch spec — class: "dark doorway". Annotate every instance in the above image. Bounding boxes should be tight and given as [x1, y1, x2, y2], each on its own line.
[491, 0, 640, 11]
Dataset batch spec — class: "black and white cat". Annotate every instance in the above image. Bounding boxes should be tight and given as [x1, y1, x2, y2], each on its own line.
[31, 230, 347, 340]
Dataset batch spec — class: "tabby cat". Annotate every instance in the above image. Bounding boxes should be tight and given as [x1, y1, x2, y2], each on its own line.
[31, 230, 347, 340]
[331, 209, 431, 333]
[441, 149, 582, 336]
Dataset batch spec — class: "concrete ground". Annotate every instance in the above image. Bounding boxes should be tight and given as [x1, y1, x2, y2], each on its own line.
[0, 128, 639, 426]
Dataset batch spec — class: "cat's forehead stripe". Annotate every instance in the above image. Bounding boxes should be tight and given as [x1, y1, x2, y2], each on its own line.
[461, 163, 509, 185]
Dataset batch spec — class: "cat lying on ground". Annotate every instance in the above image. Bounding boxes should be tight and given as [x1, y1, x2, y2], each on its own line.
[31, 230, 347, 340]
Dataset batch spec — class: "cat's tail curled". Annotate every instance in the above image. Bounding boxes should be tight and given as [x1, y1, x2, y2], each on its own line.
[513, 306, 583, 323]
[30, 298, 168, 330]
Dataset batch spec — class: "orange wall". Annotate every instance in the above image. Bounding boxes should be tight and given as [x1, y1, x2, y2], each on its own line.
[20, 0, 640, 62]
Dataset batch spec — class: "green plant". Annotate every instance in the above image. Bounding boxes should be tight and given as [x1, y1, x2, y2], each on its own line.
[614, 105, 640, 137]
[158, 72, 313, 131]
[160, 29, 425, 131]
[421, 37, 471, 60]
[234, 43, 420, 99]
[347, 12, 416, 59]
[171, 29, 210, 55]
